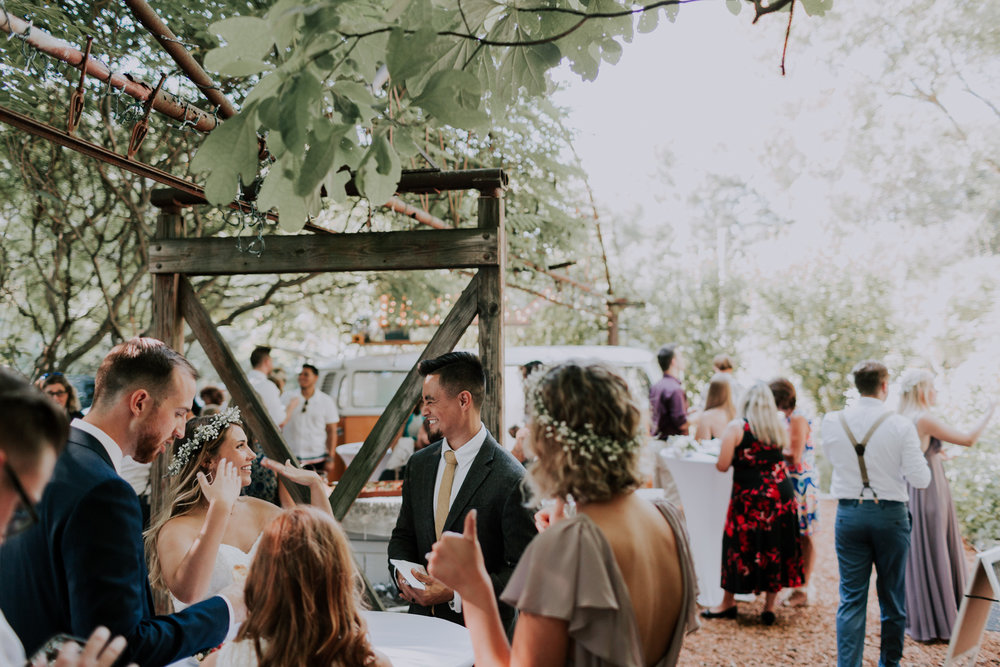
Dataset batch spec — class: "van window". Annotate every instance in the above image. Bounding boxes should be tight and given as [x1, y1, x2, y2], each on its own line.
[352, 371, 408, 408]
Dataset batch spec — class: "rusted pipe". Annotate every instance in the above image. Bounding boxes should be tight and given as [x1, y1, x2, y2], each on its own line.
[0, 8, 219, 132]
[123, 0, 238, 119]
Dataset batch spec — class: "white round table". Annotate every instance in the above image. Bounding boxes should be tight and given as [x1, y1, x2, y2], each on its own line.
[364, 611, 474, 667]
[658, 450, 733, 607]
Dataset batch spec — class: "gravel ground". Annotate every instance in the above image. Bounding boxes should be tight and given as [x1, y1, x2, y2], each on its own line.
[678, 499, 1000, 666]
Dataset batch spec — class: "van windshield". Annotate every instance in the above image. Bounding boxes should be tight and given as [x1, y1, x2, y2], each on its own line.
[352, 370, 409, 408]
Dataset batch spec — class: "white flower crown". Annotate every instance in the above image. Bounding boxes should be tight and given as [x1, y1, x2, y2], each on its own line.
[529, 379, 643, 462]
[167, 406, 242, 476]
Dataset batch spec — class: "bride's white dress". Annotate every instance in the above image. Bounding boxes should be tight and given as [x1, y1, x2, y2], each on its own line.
[171, 535, 261, 611]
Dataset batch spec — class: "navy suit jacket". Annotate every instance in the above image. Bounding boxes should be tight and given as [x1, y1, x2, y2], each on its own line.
[387, 433, 537, 631]
[0, 427, 229, 666]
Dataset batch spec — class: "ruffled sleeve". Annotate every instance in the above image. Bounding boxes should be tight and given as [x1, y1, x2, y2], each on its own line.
[501, 516, 643, 666]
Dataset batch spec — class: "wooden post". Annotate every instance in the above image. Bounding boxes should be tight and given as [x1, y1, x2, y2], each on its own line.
[178, 276, 310, 504]
[477, 191, 505, 440]
[150, 206, 184, 521]
[149, 205, 183, 615]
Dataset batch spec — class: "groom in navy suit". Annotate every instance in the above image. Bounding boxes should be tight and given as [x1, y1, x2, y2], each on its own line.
[0, 338, 242, 666]
[388, 352, 536, 634]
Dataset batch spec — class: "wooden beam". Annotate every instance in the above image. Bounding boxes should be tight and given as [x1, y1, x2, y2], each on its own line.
[477, 194, 506, 440]
[150, 229, 500, 275]
[178, 276, 309, 504]
[328, 274, 481, 520]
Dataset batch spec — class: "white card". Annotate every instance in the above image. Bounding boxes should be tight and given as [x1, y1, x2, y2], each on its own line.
[390, 559, 428, 590]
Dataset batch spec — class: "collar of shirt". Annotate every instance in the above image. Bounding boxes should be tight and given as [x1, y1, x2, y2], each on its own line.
[440, 422, 488, 471]
[71, 418, 124, 474]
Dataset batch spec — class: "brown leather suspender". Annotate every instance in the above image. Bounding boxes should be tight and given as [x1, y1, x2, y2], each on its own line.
[838, 411, 893, 503]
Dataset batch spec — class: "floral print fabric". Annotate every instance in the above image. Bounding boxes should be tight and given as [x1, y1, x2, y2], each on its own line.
[720, 421, 804, 594]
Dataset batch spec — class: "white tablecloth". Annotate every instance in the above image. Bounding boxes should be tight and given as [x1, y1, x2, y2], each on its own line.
[658, 450, 733, 607]
[364, 611, 474, 667]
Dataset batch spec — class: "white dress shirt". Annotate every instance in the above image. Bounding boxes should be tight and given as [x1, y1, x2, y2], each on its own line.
[432, 423, 488, 518]
[71, 418, 124, 473]
[248, 369, 286, 425]
[821, 397, 931, 502]
[0, 610, 24, 665]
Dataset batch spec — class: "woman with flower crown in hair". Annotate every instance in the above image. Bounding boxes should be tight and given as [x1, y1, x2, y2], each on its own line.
[701, 382, 803, 626]
[897, 369, 995, 641]
[427, 361, 699, 667]
[145, 408, 334, 609]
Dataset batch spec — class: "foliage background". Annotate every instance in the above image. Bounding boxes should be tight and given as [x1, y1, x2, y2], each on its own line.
[1, 0, 998, 545]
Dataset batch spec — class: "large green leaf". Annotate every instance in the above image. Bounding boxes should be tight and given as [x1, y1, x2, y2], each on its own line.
[411, 70, 489, 129]
[276, 71, 323, 153]
[354, 133, 402, 205]
[387, 28, 444, 83]
[191, 112, 259, 205]
[257, 153, 308, 232]
[296, 122, 350, 196]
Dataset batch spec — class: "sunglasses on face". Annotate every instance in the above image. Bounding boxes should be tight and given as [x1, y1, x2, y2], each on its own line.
[45, 389, 67, 398]
[3, 462, 39, 538]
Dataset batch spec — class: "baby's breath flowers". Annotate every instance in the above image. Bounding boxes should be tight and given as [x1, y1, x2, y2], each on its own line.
[167, 406, 242, 476]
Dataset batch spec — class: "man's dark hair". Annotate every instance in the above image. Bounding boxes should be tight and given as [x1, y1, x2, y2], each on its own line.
[0, 367, 69, 466]
[301, 364, 319, 376]
[200, 385, 225, 406]
[768, 378, 796, 412]
[713, 354, 734, 372]
[852, 360, 889, 397]
[250, 346, 272, 368]
[418, 352, 485, 408]
[91, 337, 197, 408]
[657, 344, 678, 373]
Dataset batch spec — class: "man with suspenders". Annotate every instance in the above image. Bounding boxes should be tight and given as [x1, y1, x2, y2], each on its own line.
[821, 360, 931, 667]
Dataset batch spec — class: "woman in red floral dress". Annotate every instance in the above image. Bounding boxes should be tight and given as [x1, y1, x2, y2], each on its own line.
[701, 382, 804, 625]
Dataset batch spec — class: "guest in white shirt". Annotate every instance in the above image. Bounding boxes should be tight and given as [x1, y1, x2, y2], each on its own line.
[281, 364, 339, 477]
[0, 367, 128, 667]
[247, 346, 286, 426]
[821, 360, 930, 667]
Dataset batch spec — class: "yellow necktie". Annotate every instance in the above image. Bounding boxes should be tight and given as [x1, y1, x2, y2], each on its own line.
[435, 449, 458, 539]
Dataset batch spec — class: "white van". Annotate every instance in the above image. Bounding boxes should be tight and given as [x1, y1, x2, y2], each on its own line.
[318, 345, 659, 449]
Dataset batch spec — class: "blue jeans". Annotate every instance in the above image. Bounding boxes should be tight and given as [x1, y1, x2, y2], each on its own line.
[835, 500, 911, 667]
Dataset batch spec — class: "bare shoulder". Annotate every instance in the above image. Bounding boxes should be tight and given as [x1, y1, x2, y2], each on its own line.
[239, 496, 282, 525]
[156, 513, 204, 557]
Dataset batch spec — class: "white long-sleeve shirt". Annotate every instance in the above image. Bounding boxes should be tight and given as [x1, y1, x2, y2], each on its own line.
[821, 397, 931, 502]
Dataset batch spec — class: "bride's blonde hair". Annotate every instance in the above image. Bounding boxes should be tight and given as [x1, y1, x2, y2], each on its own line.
[898, 369, 935, 419]
[143, 416, 245, 592]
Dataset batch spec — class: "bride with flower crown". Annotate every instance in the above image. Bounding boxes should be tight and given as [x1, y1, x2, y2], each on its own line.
[145, 408, 333, 609]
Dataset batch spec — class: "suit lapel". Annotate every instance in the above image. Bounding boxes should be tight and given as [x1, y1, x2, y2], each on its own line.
[413, 442, 443, 548]
[444, 434, 497, 532]
[68, 426, 115, 470]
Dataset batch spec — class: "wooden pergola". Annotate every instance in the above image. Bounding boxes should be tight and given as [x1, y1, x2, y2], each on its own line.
[2, 1, 511, 610]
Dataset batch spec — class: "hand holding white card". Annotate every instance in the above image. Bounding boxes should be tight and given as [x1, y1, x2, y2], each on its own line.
[390, 559, 428, 590]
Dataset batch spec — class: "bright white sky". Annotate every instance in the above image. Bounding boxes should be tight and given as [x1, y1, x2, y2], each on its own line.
[550, 1, 837, 232]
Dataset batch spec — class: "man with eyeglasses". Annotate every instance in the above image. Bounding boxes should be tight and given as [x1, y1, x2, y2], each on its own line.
[0, 339, 245, 666]
[281, 364, 339, 477]
[0, 367, 129, 666]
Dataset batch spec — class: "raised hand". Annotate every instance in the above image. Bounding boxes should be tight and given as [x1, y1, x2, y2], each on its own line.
[196, 459, 241, 510]
[262, 457, 326, 487]
[533, 498, 566, 532]
[48, 626, 134, 667]
[427, 510, 488, 597]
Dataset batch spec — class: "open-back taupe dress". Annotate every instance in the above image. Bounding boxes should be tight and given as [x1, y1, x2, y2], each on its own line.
[501, 499, 699, 667]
